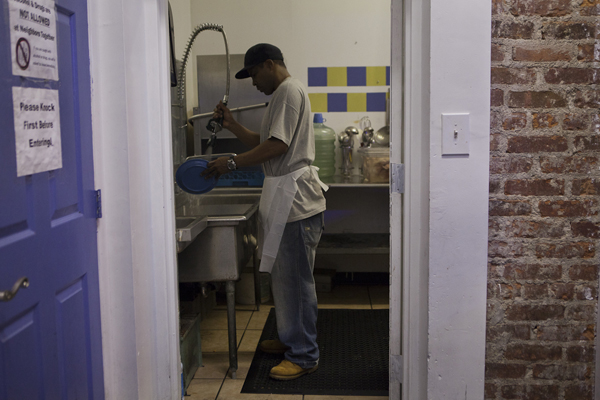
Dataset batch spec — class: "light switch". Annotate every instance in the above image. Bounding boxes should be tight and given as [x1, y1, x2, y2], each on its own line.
[442, 113, 470, 155]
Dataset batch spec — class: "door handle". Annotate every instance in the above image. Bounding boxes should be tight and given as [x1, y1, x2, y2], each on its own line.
[0, 277, 29, 302]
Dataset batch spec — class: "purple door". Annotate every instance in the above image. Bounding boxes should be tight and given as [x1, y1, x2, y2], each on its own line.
[0, 0, 104, 398]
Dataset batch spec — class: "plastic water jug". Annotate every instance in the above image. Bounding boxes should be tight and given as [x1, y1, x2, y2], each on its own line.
[312, 113, 336, 178]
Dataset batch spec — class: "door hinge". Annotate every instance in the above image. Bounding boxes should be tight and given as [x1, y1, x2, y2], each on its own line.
[391, 163, 405, 194]
[95, 189, 102, 218]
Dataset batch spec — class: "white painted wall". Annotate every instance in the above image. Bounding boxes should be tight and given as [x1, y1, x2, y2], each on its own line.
[426, 0, 491, 398]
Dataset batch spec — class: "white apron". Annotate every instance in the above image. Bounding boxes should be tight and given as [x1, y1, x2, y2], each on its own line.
[258, 166, 328, 273]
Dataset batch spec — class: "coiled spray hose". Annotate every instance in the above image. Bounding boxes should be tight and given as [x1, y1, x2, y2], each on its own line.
[177, 23, 230, 145]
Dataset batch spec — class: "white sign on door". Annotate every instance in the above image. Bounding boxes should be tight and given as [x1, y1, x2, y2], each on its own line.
[12, 87, 62, 176]
[8, 0, 59, 81]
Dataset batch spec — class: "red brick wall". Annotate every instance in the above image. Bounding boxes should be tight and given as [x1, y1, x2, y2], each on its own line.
[487, 0, 599, 398]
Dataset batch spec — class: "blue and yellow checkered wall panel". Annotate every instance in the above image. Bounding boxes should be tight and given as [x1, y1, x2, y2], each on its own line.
[308, 66, 390, 86]
[309, 92, 388, 113]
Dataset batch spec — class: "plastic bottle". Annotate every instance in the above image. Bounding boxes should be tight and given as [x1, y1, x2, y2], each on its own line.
[312, 113, 336, 178]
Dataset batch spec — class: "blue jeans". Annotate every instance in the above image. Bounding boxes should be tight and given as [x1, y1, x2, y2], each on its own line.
[270, 212, 324, 369]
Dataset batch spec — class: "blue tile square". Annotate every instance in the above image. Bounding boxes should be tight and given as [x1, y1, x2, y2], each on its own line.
[347, 67, 366, 86]
[386, 66, 391, 86]
[328, 93, 347, 112]
[367, 92, 387, 112]
[308, 67, 328, 86]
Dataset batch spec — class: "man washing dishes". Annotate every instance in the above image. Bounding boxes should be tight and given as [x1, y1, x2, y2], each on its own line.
[203, 43, 328, 380]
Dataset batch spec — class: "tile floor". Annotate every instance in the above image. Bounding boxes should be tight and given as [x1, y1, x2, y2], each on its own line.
[185, 284, 390, 400]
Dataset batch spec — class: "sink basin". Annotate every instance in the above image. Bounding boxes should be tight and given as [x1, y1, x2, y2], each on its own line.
[176, 190, 260, 282]
[175, 188, 261, 252]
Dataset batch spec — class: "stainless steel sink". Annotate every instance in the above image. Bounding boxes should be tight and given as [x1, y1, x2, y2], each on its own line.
[176, 189, 260, 282]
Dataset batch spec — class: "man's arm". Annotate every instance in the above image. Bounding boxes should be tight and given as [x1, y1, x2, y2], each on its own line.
[214, 101, 260, 148]
[203, 137, 288, 178]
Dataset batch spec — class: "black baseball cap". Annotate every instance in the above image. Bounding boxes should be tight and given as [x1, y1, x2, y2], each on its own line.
[235, 43, 284, 79]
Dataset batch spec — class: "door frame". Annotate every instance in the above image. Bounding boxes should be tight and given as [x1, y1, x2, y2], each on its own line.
[88, 0, 181, 398]
[390, 0, 430, 398]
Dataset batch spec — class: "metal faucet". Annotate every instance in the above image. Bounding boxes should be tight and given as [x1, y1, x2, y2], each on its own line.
[338, 126, 359, 177]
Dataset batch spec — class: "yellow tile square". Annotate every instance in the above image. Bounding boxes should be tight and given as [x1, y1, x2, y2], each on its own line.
[309, 93, 327, 113]
[327, 67, 347, 86]
[347, 93, 367, 112]
[366, 66, 387, 86]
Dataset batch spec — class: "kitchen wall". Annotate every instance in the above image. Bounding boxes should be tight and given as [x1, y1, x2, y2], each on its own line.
[171, 0, 391, 173]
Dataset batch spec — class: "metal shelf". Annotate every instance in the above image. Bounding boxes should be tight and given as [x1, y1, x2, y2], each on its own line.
[317, 233, 390, 255]
[320, 175, 389, 188]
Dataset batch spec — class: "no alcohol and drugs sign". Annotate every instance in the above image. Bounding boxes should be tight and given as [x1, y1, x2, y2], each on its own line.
[9, 0, 58, 80]
[13, 87, 62, 176]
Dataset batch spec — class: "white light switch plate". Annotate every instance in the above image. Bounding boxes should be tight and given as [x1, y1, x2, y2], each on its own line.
[442, 113, 470, 155]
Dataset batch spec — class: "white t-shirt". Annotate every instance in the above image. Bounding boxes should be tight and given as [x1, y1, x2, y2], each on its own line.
[260, 77, 326, 222]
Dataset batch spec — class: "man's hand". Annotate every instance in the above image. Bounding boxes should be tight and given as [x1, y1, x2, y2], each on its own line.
[213, 101, 234, 130]
[202, 156, 229, 179]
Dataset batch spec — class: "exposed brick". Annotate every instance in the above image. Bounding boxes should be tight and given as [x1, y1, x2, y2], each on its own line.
[574, 136, 600, 152]
[580, 0, 600, 16]
[535, 242, 595, 259]
[503, 113, 528, 130]
[491, 88, 504, 107]
[571, 220, 600, 238]
[490, 199, 532, 216]
[567, 346, 595, 363]
[493, 21, 535, 39]
[573, 178, 600, 195]
[535, 324, 595, 341]
[577, 44, 600, 62]
[489, 263, 562, 280]
[514, 46, 571, 62]
[491, 0, 506, 15]
[575, 285, 597, 301]
[485, 363, 528, 379]
[505, 179, 564, 196]
[503, 219, 565, 238]
[489, 240, 525, 258]
[567, 304, 596, 321]
[487, 324, 531, 341]
[574, 89, 600, 109]
[506, 304, 565, 321]
[568, 264, 598, 281]
[485, 382, 497, 399]
[522, 283, 549, 299]
[549, 282, 575, 300]
[545, 68, 600, 85]
[490, 179, 502, 194]
[508, 91, 567, 108]
[542, 22, 597, 40]
[540, 156, 599, 174]
[564, 383, 593, 400]
[563, 114, 589, 131]
[506, 344, 562, 361]
[492, 68, 536, 85]
[501, 384, 560, 400]
[489, 281, 521, 299]
[490, 133, 503, 151]
[490, 156, 533, 174]
[539, 200, 598, 217]
[507, 136, 568, 153]
[510, 0, 572, 16]
[532, 113, 558, 129]
[491, 44, 504, 62]
[533, 364, 590, 380]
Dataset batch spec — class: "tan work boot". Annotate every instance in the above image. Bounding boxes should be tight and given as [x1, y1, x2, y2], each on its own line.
[259, 339, 290, 354]
[269, 360, 318, 380]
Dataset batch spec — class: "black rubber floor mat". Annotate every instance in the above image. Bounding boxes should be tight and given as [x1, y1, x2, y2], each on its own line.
[241, 308, 389, 396]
